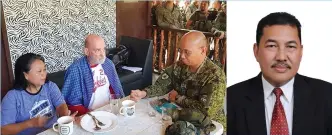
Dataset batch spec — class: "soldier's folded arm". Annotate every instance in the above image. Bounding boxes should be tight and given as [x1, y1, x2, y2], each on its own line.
[143, 65, 175, 98]
[186, 20, 193, 29]
[156, 8, 170, 28]
[157, 20, 171, 28]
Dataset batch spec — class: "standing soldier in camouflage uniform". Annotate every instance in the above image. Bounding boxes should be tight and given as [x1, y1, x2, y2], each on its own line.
[210, 0, 223, 12]
[211, 3, 227, 72]
[212, 3, 226, 32]
[185, 0, 200, 22]
[180, 0, 190, 27]
[156, 0, 183, 29]
[186, 1, 213, 32]
[130, 31, 226, 132]
[156, 0, 183, 67]
[151, 0, 162, 26]
[151, 0, 162, 70]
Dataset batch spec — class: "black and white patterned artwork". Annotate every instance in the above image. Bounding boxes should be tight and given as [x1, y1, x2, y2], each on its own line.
[3, 0, 116, 73]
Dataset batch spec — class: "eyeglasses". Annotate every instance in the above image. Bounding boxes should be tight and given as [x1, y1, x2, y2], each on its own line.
[91, 48, 106, 54]
[179, 49, 192, 57]
[179, 46, 204, 57]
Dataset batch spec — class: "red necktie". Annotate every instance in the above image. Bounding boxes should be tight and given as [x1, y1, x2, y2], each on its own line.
[270, 88, 289, 135]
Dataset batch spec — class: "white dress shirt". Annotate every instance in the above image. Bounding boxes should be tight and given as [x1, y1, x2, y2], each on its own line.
[262, 75, 294, 135]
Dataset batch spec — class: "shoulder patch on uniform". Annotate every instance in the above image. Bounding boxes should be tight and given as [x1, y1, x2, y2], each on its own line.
[161, 73, 169, 80]
[200, 95, 208, 103]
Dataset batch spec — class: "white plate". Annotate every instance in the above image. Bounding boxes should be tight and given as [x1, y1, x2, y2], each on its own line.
[80, 111, 118, 133]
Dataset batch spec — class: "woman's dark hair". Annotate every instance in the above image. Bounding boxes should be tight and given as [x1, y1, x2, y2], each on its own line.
[12, 53, 47, 90]
[256, 12, 302, 45]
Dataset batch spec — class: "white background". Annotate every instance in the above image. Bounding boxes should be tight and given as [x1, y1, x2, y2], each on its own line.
[227, 1, 332, 87]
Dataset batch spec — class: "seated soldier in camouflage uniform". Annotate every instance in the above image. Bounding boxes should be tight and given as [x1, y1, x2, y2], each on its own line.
[211, 3, 227, 70]
[130, 31, 226, 132]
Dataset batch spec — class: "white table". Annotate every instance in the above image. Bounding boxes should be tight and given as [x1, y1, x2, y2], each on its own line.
[38, 98, 223, 135]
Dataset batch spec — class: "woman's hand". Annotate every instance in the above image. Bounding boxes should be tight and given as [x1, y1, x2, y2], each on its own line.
[169, 90, 178, 102]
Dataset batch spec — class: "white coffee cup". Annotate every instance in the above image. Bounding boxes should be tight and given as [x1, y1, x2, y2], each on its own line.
[53, 116, 74, 135]
[119, 100, 136, 117]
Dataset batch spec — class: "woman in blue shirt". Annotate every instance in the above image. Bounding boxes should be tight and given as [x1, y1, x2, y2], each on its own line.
[1, 53, 77, 135]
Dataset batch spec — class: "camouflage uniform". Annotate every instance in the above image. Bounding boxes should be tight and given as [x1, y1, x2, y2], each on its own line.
[188, 10, 217, 64]
[151, 4, 162, 69]
[144, 58, 226, 130]
[213, 11, 226, 32]
[211, 11, 227, 70]
[188, 10, 213, 32]
[151, 4, 162, 26]
[180, 5, 188, 27]
[166, 121, 198, 135]
[156, 4, 183, 28]
[185, 4, 198, 22]
[156, 4, 183, 67]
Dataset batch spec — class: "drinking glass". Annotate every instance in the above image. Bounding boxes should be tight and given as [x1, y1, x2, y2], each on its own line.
[147, 98, 157, 117]
[109, 94, 122, 114]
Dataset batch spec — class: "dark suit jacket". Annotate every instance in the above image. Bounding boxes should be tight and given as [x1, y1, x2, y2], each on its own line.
[227, 73, 332, 135]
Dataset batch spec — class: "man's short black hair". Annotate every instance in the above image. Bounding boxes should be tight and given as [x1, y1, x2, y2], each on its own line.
[256, 12, 302, 45]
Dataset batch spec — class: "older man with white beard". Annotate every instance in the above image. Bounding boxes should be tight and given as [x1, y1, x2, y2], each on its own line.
[62, 34, 124, 116]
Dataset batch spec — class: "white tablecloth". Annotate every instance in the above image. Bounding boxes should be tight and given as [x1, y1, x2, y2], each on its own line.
[38, 98, 223, 135]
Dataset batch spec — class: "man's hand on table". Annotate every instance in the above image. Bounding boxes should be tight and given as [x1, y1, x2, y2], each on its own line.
[168, 90, 178, 102]
[130, 89, 147, 102]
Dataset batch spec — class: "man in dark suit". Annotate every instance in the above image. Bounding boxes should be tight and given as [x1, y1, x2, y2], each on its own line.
[227, 12, 332, 135]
